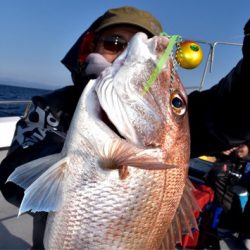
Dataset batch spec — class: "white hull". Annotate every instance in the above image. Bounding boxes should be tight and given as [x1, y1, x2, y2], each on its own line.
[0, 116, 20, 163]
[0, 100, 33, 248]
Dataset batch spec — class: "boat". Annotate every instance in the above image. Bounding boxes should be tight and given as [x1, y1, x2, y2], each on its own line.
[0, 100, 33, 249]
[0, 40, 243, 249]
[0, 100, 32, 160]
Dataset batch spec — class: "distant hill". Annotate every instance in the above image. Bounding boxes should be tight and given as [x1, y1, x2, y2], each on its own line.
[0, 77, 68, 90]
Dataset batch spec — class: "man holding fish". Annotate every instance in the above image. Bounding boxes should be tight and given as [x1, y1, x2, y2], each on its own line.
[0, 6, 249, 250]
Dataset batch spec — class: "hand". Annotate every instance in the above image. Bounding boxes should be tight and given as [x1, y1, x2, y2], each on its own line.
[222, 147, 237, 156]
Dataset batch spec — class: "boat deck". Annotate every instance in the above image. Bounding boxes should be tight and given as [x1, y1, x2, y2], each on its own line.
[0, 192, 32, 249]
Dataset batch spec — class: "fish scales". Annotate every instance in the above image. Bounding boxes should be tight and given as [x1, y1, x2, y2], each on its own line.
[8, 32, 196, 249]
[46, 169, 186, 249]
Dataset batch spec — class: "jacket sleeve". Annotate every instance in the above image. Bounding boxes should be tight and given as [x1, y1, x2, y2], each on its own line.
[0, 98, 66, 207]
[188, 33, 250, 158]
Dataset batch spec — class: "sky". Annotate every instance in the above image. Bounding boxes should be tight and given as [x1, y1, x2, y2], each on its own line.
[0, 1, 249, 90]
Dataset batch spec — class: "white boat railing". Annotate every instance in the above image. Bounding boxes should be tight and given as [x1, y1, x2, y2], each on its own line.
[196, 40, 242, 91]
[0, 100, 32, 162]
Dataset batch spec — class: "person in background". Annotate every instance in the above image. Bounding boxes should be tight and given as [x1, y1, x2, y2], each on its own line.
[0, 5, 250, 249]
[206, 142, 250, 247]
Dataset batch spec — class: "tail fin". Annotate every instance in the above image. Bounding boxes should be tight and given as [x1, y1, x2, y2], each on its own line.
[7, 153, 68, 215]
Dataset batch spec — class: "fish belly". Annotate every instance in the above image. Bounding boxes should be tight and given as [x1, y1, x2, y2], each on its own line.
[44, 167, 185, 250]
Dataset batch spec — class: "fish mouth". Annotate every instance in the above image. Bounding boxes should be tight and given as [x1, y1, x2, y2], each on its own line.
[98, 101, 125, 139]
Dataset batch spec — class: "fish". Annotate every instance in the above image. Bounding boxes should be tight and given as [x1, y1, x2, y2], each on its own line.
[8, 32, 198, 249]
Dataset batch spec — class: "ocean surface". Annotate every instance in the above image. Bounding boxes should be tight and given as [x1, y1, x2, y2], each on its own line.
[0, 84, 51, 117]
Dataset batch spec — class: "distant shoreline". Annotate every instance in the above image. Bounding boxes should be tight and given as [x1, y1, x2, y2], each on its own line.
[0, 83, 51, 92]
[0, 77, 69, 90]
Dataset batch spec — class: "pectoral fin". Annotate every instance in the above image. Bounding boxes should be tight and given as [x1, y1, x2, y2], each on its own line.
[99, 139, 177, 170]
[7, 153, 69, 215]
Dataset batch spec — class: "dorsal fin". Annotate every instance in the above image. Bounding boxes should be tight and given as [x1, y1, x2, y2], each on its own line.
[160, 179, 199, 249]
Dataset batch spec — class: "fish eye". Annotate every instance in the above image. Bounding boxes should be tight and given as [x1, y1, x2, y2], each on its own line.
[170, 92, 186, 116]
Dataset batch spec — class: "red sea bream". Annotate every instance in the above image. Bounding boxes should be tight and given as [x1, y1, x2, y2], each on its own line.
[8, 32, 197, 249]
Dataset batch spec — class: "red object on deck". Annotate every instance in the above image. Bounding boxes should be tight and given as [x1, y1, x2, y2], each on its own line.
[181, 229, 200, 248]
[192, 183, 214, 217]
[180, 183, 214, 248]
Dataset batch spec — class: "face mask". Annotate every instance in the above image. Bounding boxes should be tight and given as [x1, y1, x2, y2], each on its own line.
[85, 53, 111, 77]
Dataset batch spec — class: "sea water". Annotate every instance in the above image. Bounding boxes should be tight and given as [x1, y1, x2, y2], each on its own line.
[0, 84, 51, 117]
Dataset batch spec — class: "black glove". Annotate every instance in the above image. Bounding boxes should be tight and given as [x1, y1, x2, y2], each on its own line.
[244, 19, 250, 35]
[243, 19, 250, 58]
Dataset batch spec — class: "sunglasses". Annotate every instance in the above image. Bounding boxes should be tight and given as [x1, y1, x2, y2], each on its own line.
[98, 35, 128, 54]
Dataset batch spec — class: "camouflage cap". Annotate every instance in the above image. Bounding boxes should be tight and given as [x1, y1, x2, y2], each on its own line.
[93, 6, 163, 36]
